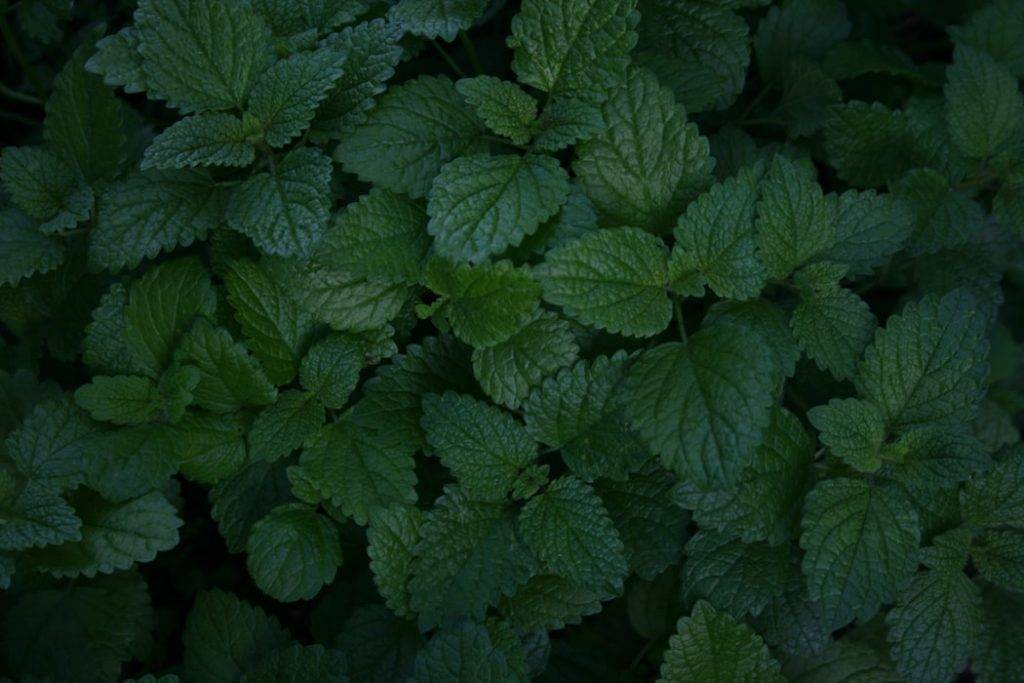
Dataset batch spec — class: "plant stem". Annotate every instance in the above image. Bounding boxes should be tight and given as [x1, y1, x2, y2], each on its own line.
[674, 297, 687, 342]
[430, 39, 467, 78]
[0, 109, 39, 127]
[0, 81, 42, 105]
[459, 32, 483, 75]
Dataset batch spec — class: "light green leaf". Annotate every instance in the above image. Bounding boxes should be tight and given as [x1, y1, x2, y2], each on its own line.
[509, 0, 639, 98]
[298, 334, 362, 409]
[173, 412, 247, 485]
[945, 44, 1024, 160]
[755, 154, 836, 279]
[390, 0, 488, 42]
[176, 318, 278, 412]
[421, 391, 538, 501]
[886, 570, 982, 683]
[248, 48, 346, 147]
[658, 601, 783, 683]
[472, 311, 579, 409]
[90, 169, 225, 272]
[315, 188, 429, 285]
[226, 146, 333, 258]
[427, 153, 570, 263]
[74, 375, 163, 424]
[808, 398, 886, 472]
[123, 257, 217, 377]
[409, 487, 535, 627]
[246, 503, 342, 602]
[0, 480, 81, 551]
[86, 26, 147, 94]
[574, 67, 713, 233]
[294, 417, 416, 524]
[884, 425, 991, 490]
[537, 226, 671, 337]
[135, 0, 271, 113]
[669, 162, 766, 301]
[4, 396, 96, 489]
[823, 189, 914, 276]
[855, 290, 989, 429]
[456, 76, 537, 145]
[623, 325, 777, 489]
[251, 0, 367, 36]
[0, 146, 92, 226]
[142, 113, 257, 169]
[336, 75, 486, 198]
[519, 475, 627, 594]
[800, 478, 920, 626]
[248, 390, 324, 463]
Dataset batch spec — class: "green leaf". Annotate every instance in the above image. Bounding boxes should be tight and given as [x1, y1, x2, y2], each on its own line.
[771, 59, 842, 138]
[472, 311, 579, 410]
[531, 96, 605, 152]
[2, 572, 154, 683]
[823, 189, 914, 276]
[315, 188, 429, 285]
[949, 0, 1024, 77]
[422, 392, 538, 501]
[886, 570, 982, 683]
[427, 153, 570, 262]
[523, 353, 647, 481]
[210, 460, 294, 553]
[74, 374, 163, 424]
[285, 260, 415, 334]
[824, 40, 924, 82]
[884, 425, 991, 490]
[574, 67, 713, 233]
[123, 257, 217, 377]
[26, 489, 181, 578]
[251, 0, 367, 36]
[90, 169, 225, 272]
[509, 0, 639, 98]
[519, 475, 627, 594]
[182, 589, 290, 683]
[791, 263, 876, 381]
[294, 417, 416, 524]
[424, 258, 540, 348]
[336, 604, 422, 682]
[754, 0, 849, 83]
[658, 601, 783, 683]
[945, 45, 1024, 160]
[298, 334, 363, 409]
[0, 480, 81, 551]
[310, 19, 403, 140]
[975, 583, 1024, 682]
[634, 0, 749, 113]
[142, 113, 257, 169]
[176, 318, 278, 412]
[781, 640, 900, 682]
[409, 487, 535, 627]
[4, 396, 96, 489]
[800, 478, 920, 627]
[366, 504, 422, 616]
[135, 0, 271, 113]
[669, 162, 767, 301]
[993, 173, 1024, 238]
[84, 283, 146, 376]
[226, 146, 333, 258]
[973, 530, 1024, 592]
[960, 446, 1024, 529]
[0, 146, 92, 227]
[681, 531, 794, 619]
[44, 41, 125, 182]
[892, 168, 984, 256]
[622, 324, 777, 489]
[823, 101, 918, 188]
[242, 643, 347, 683]
[248, 48, 346, 147]
[246, 502, 342, 602]
[808, 397, 887, 472]
[855, 290, 989, 429]
[172, 412, 247, 485]
[502, 575, 604, 631]
[412, 621, 517, 682]
[537, 226, 671, 337]
[596, 463, 687, 580]
[755, 155, 836, 279]
[223, 258, 315, 385]
[86, 26, 147, 94]
[456, 76, 538, 145]
[336, 75, 486, 198]
[83, 423, 180, 502]
[390, 0, 488, 42]
[0, 209, 65, 287]
[752, 576, 830, 659]
[248, 389, 324, 463]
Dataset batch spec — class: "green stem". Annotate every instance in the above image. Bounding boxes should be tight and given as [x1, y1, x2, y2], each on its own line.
[739, 116, 785, 128]
[0, 1, 46, 99]
[459, 32, 483, 75]
[674, 297, 687, 342]
[737, 88, 770, 122]
[0, 109, 39, 127]
[430, 39, 467, 78]
[630, 640, 657, 671]
[0, 81, 41, 105]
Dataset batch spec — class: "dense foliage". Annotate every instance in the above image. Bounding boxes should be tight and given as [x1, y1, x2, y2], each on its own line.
[1, 0, 1023, 681]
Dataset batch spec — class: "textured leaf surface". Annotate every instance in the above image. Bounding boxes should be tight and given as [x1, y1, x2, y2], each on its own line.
[246, 503, 342, 602]
[945, 45, 1024, 160]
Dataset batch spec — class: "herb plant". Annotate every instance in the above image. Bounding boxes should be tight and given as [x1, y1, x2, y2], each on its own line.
[0, 0, 1022, 681]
